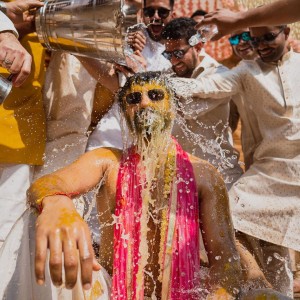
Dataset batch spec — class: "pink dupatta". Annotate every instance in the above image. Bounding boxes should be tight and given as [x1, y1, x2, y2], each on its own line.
[112, 139, 201, 299]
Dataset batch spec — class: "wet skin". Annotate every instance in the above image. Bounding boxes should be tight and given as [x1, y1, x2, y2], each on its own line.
[28, 81, 242, 298]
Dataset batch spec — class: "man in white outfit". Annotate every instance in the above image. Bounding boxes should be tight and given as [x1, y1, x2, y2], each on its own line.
[169, 24, 297, 297]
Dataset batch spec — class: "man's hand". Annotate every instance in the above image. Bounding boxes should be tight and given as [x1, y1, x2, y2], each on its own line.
[35, 196, 100, 290]
[0, 31, 32, 86]
[196, 9, 242, 41]
[5, 0, 44, 24]
[127, 30, 147, 52]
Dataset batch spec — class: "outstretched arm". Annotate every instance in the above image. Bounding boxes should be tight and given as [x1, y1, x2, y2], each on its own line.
[197, 0, 300, 40]
[194, 159, 242, 297]
[28, 148, 121, 290]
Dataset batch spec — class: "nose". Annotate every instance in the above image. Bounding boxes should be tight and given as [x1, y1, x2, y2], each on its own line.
[153, 9, 160, 19]
[140, 92, 151, 108]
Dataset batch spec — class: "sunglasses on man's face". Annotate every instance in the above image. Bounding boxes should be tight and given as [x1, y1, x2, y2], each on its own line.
[162, 46, 191, 61]
[229, 32, 251, 46]
[250, 28, 284, 48]
[143, 7, 171, 19]
[125, 89, 166, 105]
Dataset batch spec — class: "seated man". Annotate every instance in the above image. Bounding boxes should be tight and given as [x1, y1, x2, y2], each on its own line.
[28, 72, 291, 299]
[28, 71, 242, 299]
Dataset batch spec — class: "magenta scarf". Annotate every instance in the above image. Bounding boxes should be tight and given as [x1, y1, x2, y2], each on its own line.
[112, 139, 200, 299]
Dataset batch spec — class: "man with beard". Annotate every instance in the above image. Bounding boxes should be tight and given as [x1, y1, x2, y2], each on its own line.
[161, 18, 243, 189]
[169, 25, 299, 298]
[86, 0, 174, 150]
[28, 72, 243, 299]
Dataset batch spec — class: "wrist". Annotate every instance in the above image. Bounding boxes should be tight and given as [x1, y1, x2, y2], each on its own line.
[35, 191, 79, 214]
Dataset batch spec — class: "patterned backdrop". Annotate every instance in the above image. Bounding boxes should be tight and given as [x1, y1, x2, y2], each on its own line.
[173, 0, 300, 60]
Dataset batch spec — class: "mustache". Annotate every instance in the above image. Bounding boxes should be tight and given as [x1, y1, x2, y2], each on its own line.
[148, 19, 164, 26]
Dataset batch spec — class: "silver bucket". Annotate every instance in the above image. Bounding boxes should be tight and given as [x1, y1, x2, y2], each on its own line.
[0, 74, 13, 105]
[35, 0, 139, 64]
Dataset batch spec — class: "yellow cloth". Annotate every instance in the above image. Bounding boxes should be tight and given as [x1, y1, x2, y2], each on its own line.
[0, 33, 46, 165]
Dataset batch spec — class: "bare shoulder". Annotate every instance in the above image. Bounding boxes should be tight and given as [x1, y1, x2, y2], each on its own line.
[83, 147, 122, 166]
[188, 153, 226, 194]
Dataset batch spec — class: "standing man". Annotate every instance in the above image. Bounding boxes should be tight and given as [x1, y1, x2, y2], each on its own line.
[0, 0, 45, 248]
[169, 24, 298, 297]
[161, 17, 243, 188]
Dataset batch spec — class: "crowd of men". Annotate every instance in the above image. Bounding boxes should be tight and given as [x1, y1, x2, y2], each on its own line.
[0, 0, 300, 299]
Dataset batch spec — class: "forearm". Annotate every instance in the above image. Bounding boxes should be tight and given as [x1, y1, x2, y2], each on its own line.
[170, 72, 240, 101]
[240, 0, 300, 28]
[77, 56, 119, 93]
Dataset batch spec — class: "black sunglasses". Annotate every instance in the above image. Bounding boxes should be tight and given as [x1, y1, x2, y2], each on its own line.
[250, 28, 284, 48]
[125, 89, 165, 105]
[229, 32, 251, 46]
[162, 46, 191, 61]
[143, 7, 171, 19]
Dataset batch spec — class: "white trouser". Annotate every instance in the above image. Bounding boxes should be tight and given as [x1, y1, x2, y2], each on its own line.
[0, 163, 33, 245]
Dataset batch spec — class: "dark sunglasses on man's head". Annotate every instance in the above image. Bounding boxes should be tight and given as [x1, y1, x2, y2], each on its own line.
[162, 46, 191, 61]
[250, 28, 285, 48]
[125, 89, 165, 105]
[143, 7, 171, 19]
[229, 32, 251, 46]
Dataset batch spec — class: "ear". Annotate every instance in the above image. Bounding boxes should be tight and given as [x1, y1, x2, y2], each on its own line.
[284, 27, 290, 40]
[170, 10, 177, 19]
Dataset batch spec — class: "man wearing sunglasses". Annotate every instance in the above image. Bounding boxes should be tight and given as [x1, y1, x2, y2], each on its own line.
[87, 0, 175, 152]
[27, 71, 244, 299]
[170, 24, 299, 298]
[161, 17, 243, 190]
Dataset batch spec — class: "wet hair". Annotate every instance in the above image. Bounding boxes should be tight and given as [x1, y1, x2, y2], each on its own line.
[161, 17, 197, 43]
[143, 0, 175, 9]
[191, 9, 207, 18]
[118, 71, 172, 110]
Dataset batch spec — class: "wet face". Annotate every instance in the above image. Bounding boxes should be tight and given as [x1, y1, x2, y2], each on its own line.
[143, 0, 174, 42]
[164, 38, 200, 78]
[250, 26, 290, 63]
[122, 80, 174, 135]
[229, 29, 257, 60]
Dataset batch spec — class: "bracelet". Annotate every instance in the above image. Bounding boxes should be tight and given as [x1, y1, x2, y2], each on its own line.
[0, 2, 7, 15]
[36, 191, 80, 214]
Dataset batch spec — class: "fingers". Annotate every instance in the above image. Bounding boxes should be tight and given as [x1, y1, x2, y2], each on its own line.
[127, 31, 146, 52]
[0, 32, 32, 87]
[77, 227, 94, 290]
[12, 52, 32, 87]
[35, 223, 49, 286]
[49, 232, 63, 287]
[63, 237, 79, 289]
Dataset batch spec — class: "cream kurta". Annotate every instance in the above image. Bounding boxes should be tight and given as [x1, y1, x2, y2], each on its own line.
[170, 51, 300, 251]
[171, 50, 243, 189]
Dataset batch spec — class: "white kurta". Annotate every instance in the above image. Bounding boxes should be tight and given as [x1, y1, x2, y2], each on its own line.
[170, 51, 300, 251]
[171, 50, 243, 189]
[0, 11, 18, 36]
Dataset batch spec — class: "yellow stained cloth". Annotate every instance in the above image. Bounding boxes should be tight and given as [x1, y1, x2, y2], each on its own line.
[0, 33, 46, 165]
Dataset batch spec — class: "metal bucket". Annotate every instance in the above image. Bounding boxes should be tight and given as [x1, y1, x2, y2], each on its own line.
[0, 74, 13, 105]
[35, 0, 139, 64]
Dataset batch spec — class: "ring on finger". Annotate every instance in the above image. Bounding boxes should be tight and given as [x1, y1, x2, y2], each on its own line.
[3, 58, 12, 65]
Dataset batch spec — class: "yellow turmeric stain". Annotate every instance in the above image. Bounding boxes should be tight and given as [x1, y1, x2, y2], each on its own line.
[57, 209, 82, 227]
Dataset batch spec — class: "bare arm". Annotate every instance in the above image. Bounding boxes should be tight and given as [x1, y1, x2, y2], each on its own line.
[194, 158, 242, 296]
[28, 148, 121, 290]
[198, 0, 300, 40]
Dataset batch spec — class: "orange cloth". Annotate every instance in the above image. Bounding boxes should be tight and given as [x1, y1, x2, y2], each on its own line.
[0, 33, 46, 165]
